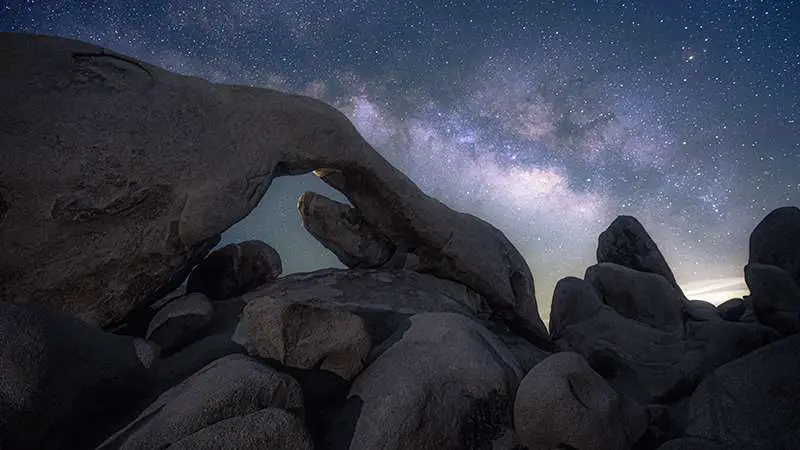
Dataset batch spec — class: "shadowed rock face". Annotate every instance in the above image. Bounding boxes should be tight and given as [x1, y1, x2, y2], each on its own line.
[597, 216, 682, 295]
[0, 302, 153, 450]
[749, 206, 800, 286]
[0, 32, 546, 338]
[670, 333, 800, 449]
[328, 313, 523, 450]
[297, 191, 394, 269]
[513, 352, 648, 450]
[186, 240, 282, 301]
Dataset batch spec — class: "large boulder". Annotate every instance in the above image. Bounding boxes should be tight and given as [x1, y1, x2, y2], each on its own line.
[0, 33, 547, 338]
[98, 354, 305, 449]
[153, 333, 245, 393]
[597, 215, 682, 293]
[233, 295, 372, 380]
[549, 276, 604, 339]
[146, 292, 214, 354]
[744, 263, 800, 335]
[684, 300, 721, 322]
[513, 352, 648, 450]
[668, 333, 800, 449]
[241, 268, 492, 341]
[152, 296, 247, 391]
[585, 263, 684, 331]
[298, 191, 394, 268]
[716, 298, 746, 322]
[748, 206, 800, 285]
[0, 302, 153, 450]
[327, 313, 523, 450]
[168, 408, 313, 450]
[186, 240, 282, 300]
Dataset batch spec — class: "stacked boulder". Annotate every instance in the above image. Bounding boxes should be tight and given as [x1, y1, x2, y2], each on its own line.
[0, 33, 798, 450]
[547, 212, 800, 449]
[744, 207, 800, 335]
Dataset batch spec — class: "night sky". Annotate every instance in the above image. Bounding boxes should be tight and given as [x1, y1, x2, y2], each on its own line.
[3, 1, 799, 317]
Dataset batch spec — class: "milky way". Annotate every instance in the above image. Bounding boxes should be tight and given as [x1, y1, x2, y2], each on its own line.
[4, 0, 799, 317]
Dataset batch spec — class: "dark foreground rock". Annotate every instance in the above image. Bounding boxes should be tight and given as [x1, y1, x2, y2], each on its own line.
[146, 292, 214, 354]
[748, 206, 800, 285]
[514, 352, 648, 450]
[167, 408, 313, 450]
[0, 303, 153, 450]
[660, 333, 800, 449]
[744, 263, 800, 335]
[327, 313, 523, 450]
[187, 240, 282, 300]
[98, 354, 307, 449]
[717, 298, 747, 321]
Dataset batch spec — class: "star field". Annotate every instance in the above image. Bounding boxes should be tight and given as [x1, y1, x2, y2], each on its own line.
[3, 0, 799, 316]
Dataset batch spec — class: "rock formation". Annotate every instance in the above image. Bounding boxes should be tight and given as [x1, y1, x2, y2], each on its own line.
[146, 292, 215, 355]
[513, 352, 648, 450]
[329, 313, 524, 450]
[186, 240, 283, 300]
[233, 295, 373, 380]
[597, 215, 682, 294]
[297, 191, 395, 268]
[748, 206, 800, 285]
[0, 32, 799, 450]
[661, 333, 800, 449]
[0, 32, 546, 340]
[97, 354, 307, 450]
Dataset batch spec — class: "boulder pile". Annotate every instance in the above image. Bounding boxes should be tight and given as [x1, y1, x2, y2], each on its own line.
[1, 33, 798, 449]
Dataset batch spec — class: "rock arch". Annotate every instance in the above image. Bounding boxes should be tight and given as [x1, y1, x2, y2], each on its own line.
[0, 32, 547, 340]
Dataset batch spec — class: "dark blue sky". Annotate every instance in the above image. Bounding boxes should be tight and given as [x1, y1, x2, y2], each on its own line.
[3, 0, 799, 311]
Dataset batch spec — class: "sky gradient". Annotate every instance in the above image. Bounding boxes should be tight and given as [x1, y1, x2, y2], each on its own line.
[4, 0, 799, 318]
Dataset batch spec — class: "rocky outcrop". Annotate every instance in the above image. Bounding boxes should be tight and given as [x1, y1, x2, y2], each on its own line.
[554, 220, 780, 410]
[744, 263, 800, 335]
[513, 352, 648, 450]
[549, 276, 604, 339]
[748, 206, 800, 285]
[328, 313, 523, 450]
[146, 292, 214, 354]
[98, 354, 306, 449]
[555, 277, 777, 407]
[585, 263, 684, 330]
[233, 296, 372, 380]
[0, 302, 153, 450]
[662, 333, 800, 449]
[0, 32, 546, 338]
[298, 191, 395, 268]
[186, 240, 282, 301]
[597, 215, 682, 293]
